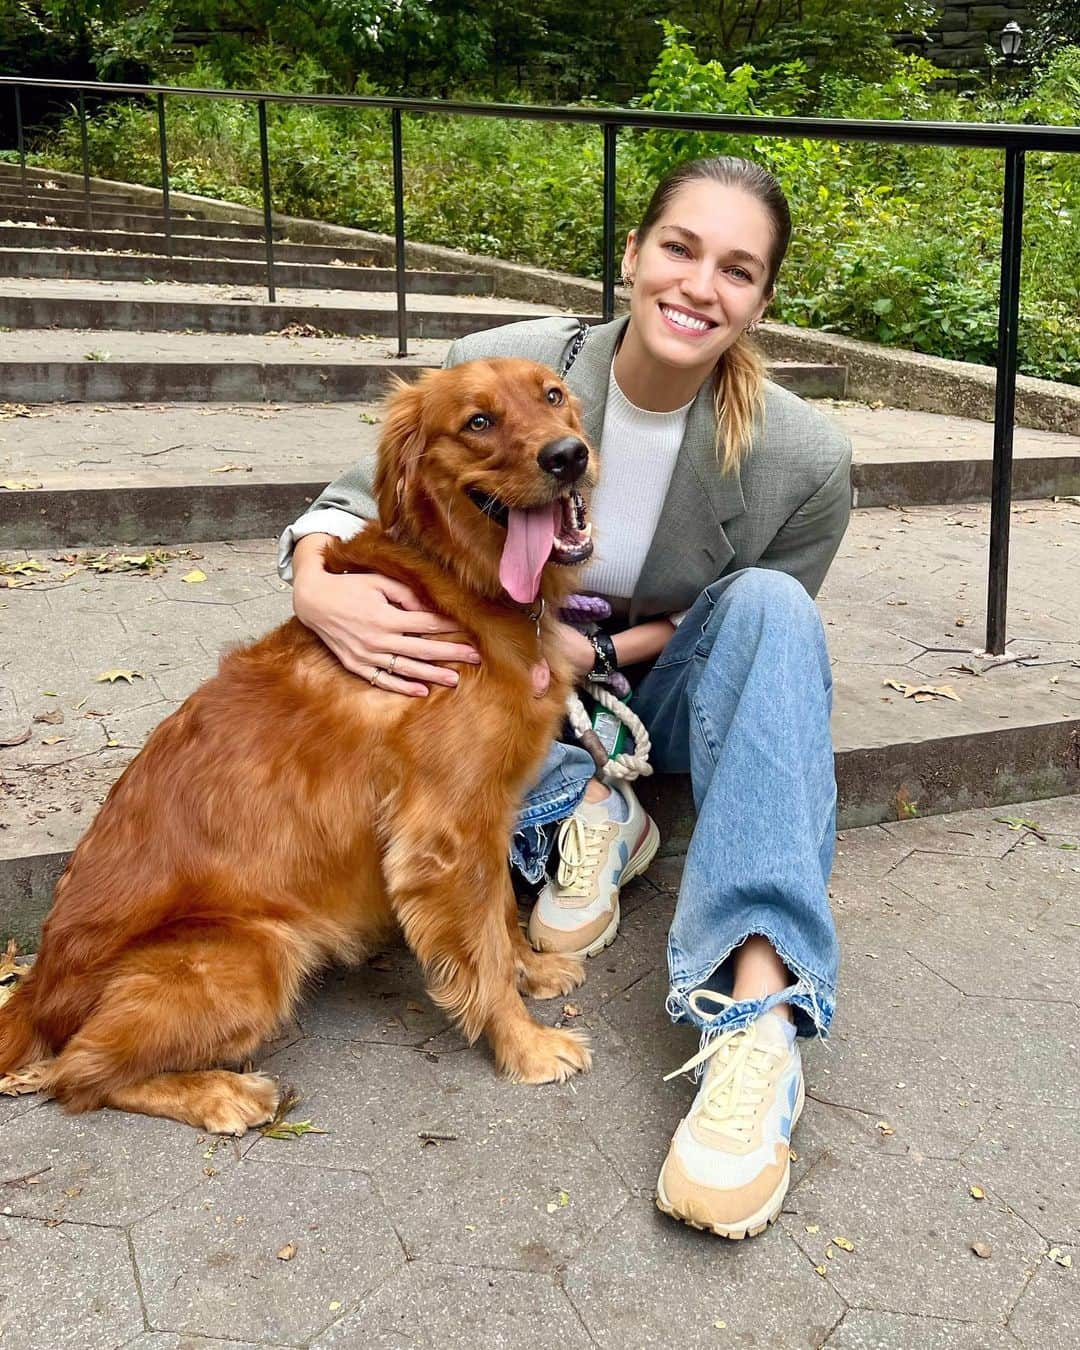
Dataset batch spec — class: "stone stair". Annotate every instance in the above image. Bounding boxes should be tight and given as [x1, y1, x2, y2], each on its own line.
[1, 163, 1078, 941]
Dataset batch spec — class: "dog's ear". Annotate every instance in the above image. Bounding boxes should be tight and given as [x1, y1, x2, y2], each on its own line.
[374, 376, 427, 531]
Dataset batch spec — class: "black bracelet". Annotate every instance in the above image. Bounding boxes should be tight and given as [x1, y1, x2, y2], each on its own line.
[588, 631, 618, 680]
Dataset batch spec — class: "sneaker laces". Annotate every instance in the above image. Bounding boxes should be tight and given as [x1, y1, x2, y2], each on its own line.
[663, 992, 788, 1146]
[554, 813, 609, 899]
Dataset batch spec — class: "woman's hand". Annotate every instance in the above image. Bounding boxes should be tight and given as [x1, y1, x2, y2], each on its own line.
[291, 534, 480, 697]
[551, 620, 598, 683]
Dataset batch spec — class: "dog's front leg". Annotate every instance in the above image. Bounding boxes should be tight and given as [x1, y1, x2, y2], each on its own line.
[386, 834, 591, 1084]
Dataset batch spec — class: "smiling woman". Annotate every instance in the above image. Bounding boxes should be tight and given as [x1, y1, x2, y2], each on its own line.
[279, 154, 853, 1243]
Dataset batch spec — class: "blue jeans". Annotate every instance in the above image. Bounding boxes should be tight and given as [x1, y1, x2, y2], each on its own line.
[511, 568, 839, 1042]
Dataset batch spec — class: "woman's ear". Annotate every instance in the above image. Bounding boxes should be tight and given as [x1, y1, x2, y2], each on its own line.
[620, 229, 639, 283]
[374, 377, 427, 530]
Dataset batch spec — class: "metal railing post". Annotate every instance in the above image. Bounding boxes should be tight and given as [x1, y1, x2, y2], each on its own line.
[15, 87, 27, 199]
[257, 99, 276, 303]
[156, 92, 172, 257]
[601, 122, 617, 323]
[391, 108, 408, 358]
[78, 89, 92, 230]
[985, 146, 1026, 656]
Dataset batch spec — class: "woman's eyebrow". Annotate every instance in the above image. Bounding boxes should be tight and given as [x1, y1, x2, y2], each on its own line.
[662, 225, 765, 271]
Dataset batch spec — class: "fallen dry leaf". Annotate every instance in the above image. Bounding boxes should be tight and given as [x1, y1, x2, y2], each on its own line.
[33, 709, 64, 725]
[971, 1241, 992, 1259]
[876, 1121, 895, 1136]
[182, 569, 207, 584]
[832, 1236, 855, 1252]
[805, 1224, 820, 1234]
[562, 1003, 581, 1018]
[970, 1185, 985, 1200]
[883, 679, 961, 703]
[1048, 1247, 1073, 1268]
[95, 669, 144, 684]
[276, 1242, 298, 1261]
[0, 727, 31, 747]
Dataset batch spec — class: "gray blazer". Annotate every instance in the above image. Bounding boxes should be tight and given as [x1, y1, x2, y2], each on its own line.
[292, 316, 852, 622]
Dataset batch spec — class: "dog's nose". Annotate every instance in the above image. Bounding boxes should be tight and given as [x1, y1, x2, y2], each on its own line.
[537, 437, 588, 482]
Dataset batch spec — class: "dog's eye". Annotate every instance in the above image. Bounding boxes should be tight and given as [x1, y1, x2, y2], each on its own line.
[465, 413, 493, 432]
[545, 387, 565, 406]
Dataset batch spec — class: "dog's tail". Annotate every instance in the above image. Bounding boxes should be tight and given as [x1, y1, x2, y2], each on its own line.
[0, 983, 48, 1075]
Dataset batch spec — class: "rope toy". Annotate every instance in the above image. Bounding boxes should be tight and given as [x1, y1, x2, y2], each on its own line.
[559, 595, 653, 784]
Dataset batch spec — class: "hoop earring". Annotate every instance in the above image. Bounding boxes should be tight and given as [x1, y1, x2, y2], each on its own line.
[745, 320, 760, 334]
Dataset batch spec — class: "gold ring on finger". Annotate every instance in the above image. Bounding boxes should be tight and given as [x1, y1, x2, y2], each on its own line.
[367, 667, 381, 687]
[386, 654, 399, 677]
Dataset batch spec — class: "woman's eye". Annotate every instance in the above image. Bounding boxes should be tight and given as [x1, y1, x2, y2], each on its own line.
[664, 242, 690, 257]
[729, 267, 752, 283]
[466, 413, 493, 432]
[545, 387, 564, 405]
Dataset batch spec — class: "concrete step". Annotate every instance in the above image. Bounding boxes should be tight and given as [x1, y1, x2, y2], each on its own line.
[0, 206, 282, 239]
[4, 398, 1078, 550]
[0, 277, 595, 339]
[0, 224, 376, 266]
[2, 506, 1077, 940]
[828, 401, 1080, 507]
[0, 329, 842, 407]
[0, 188, 165, 213]
[0, 248, 492, 294]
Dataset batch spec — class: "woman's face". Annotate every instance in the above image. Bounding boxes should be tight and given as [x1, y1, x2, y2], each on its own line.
[622, 178, 775, 381]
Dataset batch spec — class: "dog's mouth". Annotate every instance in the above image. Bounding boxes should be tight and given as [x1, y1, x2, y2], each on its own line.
[466, 486, 593, 603]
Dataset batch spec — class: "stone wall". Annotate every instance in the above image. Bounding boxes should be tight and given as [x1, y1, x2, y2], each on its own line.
[920, 1, 1032, 71]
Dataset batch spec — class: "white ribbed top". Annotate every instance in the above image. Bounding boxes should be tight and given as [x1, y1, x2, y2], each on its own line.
[581, 367, 692, 602]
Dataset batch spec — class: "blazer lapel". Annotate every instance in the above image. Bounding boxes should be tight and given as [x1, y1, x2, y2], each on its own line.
[630, 382, 747, 623]
[562, 317, 748, 623]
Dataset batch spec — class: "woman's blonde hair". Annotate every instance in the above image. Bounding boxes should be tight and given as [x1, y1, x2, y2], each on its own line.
[635, 155, 792, 474]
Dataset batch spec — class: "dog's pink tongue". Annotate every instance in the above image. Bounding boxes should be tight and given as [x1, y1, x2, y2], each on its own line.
[499, 501, 561, 603]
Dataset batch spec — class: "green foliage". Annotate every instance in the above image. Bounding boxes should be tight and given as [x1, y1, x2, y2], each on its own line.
[16, 21, 1080, 386]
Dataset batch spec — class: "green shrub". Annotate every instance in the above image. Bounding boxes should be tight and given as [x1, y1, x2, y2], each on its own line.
[26, 34, 1080, 385]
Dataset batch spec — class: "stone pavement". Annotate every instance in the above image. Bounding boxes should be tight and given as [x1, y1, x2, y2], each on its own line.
[0, 795, 1077, 1349]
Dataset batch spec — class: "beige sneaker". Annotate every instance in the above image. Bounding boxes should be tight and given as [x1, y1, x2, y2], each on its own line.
[527, 781, 659, 959]
[656, 994, 803, 1240]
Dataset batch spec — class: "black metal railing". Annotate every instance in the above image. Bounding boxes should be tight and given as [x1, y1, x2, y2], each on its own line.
[3, 76, 1079, 655]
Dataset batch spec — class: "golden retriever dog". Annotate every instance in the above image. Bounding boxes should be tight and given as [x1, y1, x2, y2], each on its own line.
[0, 358, 597, 1133]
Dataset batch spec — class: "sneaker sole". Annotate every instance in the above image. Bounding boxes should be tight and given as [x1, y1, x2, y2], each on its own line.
[570, 816, 662, 961]
[654, 1077, 805, 1240]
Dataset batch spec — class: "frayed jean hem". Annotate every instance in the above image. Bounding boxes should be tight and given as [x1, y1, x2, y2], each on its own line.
[666, 926, 835, 1048]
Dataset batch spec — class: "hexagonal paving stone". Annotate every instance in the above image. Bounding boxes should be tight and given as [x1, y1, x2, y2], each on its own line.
[824, 1309, 1018, 1348]
[794, 1030, 988, 1162]
[963, 1105, 1079, 1243]
[0, 1214, 143, 1349]
[937, 998, 1080, 1109]
[1008, 1255, 1079, 1350]
[565, 1198, 844, 1348]
[878, 810, 1020, 858]
[783, 1153, 1046, 1321]
[312, 1263, 593, 1349]
[830, 915, 963, 1041]
[887, 853, 1057, 922]
[245, 1037, 446, 1174]
[0, 1099, 241, 1226]
[902, 906, 1076, 1002]
[368, 1046, 631, 1272]
[131, 1161, 402, 1344]
[155, 570, 275, 607]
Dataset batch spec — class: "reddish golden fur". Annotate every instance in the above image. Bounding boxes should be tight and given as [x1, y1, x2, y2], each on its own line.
[0, 359, 596, 1132]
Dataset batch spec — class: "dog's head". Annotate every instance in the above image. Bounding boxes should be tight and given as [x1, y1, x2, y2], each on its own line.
[374, 358, 596, 605]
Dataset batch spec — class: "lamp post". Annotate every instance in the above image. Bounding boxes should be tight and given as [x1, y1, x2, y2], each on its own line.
[1000, 21, 1023, 68]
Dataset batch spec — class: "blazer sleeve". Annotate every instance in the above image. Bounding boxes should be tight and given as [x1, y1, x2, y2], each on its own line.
[276, 339, 470, 582]
[754, 437, 853, 599]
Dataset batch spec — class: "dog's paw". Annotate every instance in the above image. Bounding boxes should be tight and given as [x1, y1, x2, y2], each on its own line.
[0, 1061, 52, 1097]
[200, 1071, 280, 1137]
[518, 951, 585, 1000]
[499, 1024, 592, 1085]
